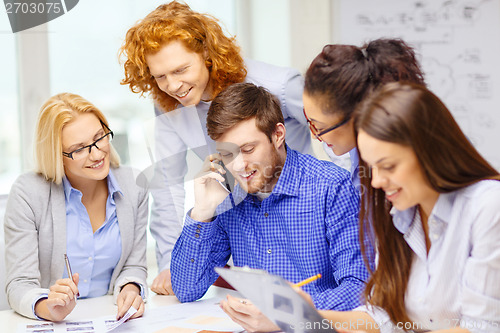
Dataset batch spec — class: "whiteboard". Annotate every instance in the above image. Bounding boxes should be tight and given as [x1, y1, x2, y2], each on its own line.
[337, 0, 500, 169]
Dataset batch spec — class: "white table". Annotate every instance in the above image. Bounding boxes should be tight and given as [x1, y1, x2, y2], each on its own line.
[0, 286, 242, 333]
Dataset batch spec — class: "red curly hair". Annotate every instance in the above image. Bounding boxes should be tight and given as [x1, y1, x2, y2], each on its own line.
[119, 1, 247, 112]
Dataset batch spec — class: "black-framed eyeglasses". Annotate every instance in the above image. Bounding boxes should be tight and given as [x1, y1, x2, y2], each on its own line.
[302, 108, 351, 142]
[62, 122, 114, 160]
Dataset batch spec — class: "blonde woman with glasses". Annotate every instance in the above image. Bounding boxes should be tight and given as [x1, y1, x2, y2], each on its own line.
[4, 93, 148, 321]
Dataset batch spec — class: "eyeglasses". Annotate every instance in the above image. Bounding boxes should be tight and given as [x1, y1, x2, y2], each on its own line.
[62, 122, 114, 160]
[302, 108, 351, 142]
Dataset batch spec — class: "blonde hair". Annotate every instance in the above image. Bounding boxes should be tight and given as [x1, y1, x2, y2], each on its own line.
[119, 1, 246, 112]
[35, 93, 120, 184]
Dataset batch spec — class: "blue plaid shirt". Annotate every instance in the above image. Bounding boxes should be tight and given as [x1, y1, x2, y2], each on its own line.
[171, 147, 369, 310]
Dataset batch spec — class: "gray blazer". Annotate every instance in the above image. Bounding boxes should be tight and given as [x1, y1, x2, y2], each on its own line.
[4, 167, 149, 319]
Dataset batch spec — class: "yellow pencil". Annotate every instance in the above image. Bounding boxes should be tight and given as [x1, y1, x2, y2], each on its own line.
[294, 273, 322, 287]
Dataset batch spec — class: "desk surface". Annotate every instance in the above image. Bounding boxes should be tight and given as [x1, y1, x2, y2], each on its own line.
[0, 286, 241, 333]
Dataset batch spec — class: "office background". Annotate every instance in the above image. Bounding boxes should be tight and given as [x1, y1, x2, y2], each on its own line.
[0, 0, 499, 311]
[0, 0, 335, 195]
[0, 0, 336, 310]
[3, 0, 498, 196]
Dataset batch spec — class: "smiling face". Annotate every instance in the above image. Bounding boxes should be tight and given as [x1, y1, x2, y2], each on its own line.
[146, 40, 212, 107]
[357, 130, 439, 216]
[302, 93, 356, 156]
[216, 118, 285, 194]
[62, 113, 110, 187]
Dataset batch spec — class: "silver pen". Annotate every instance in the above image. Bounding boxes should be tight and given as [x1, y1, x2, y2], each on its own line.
[64, 253, 79, 300]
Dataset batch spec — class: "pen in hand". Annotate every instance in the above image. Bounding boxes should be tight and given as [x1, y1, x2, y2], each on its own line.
[294, 273, 322, 288]
[64, 253, 79, 299]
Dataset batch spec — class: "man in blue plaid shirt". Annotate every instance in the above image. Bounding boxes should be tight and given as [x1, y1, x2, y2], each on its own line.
[171, 83, 369, 332]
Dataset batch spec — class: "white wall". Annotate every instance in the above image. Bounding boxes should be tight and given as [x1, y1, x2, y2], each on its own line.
[237, 0, 292, 67]
[236, 0, 334, 72]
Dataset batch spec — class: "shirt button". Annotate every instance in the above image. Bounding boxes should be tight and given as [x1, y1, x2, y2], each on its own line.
[196, 229, 201, 233]
[195, 234, 200, 238]
[197, 224, 202, 228]
[267, 249, 272, 254]
[84, 279, 88, 283]
[190, 258, 195, 263]
[88, 256, 92, 261]
[264, 213, 269, 217]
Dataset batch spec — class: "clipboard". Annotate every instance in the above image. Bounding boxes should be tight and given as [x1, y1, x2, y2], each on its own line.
[215, 266, 337, 333]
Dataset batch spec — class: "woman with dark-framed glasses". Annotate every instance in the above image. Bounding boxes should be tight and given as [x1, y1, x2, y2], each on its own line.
[302, 38, 426, 188]
[4, 93, 148, 321]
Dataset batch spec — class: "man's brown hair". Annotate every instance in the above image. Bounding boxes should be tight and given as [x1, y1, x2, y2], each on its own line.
[207, 82, 284, 141]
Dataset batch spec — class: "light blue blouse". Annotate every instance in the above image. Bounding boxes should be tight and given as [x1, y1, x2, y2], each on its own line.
[62, 170, 122, 298]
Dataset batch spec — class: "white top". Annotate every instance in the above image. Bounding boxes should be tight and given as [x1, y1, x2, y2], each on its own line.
[355, 180, 500, 333]
[149, 58, 312, 271]
[321, 143, 359, 187]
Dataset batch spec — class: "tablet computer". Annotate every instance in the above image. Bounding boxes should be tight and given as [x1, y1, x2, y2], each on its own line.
[215, 266, 337, 333]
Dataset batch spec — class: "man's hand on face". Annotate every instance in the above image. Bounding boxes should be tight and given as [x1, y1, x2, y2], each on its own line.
[191, 153, 231, 222]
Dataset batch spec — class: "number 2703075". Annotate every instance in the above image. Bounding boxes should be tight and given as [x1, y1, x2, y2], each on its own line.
[5, 2, 62, 14]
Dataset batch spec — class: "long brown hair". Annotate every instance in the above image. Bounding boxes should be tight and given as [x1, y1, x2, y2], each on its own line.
[355, 82, 500, 325]
[304, 38, 425, 120]
[119, 1, 246, 112]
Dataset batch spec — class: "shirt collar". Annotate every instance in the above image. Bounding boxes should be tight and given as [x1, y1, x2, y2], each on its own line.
[429, 191, 455, 225]
[390, 205, 417, 234]
[61, 168, 123, 203]
[62, 176, 78, 202]
[349, 147, 359, 173]
[270, 145, 300, 197]
[106, 169, 123, 203]
[390, 191, 454, 234]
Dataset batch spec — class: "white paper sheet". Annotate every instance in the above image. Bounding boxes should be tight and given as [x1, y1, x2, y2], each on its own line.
[20, 307, 137, 333]
[19, 299, 244, 333]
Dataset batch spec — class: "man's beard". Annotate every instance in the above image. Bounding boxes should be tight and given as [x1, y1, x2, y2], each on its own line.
[245, 146, 285, 194]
